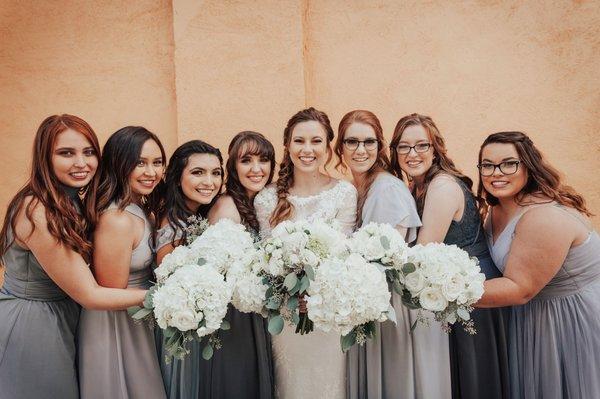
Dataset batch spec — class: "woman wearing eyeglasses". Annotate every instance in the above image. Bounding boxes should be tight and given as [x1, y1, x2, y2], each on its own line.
[390, 114, 509, 399]
[475, 131, 600, 399]
[334, 110, 423, 399]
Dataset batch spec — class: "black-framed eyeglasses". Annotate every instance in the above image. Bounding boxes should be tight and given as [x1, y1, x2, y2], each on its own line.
[395, 143, 431, 154]
[343, 138, 378, 151]
[477, 160, 521, 176]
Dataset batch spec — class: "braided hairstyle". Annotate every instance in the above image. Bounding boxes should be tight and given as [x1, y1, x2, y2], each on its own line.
[225, 131, 275, 231]
[269, 107, 335, 226]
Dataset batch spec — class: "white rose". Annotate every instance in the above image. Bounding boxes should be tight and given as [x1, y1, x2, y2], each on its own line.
[441, 274, 466, 301]
[404, 270, 426, 295]
[418, 287, 448, 312]
[170, 309, 200, 331]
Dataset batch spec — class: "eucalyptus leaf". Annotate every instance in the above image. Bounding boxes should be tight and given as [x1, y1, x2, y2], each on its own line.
[284, 272, 298, 292]
[266, 297, 281, 310]
[402, 262, 416, 274]
[304, 264, 316, 281]
[392, 280, 404, 295]
[292, 311, 300, 325]
[288, 279, 301, 296]
[202, 344, 214, 360]
[143, 286, 157, 309]
[380, 235, 390, 251]
[127, 306, 142, 317]
[268, 315, 284, 335]
[341, 331, 357, 352]
[197, 258, 207, 266]
[220, 320, 231, 330]
[457, 308, 471, 321]
[287, 296, 299, 310]
[299, 275, 310, 293]
[132, 307, 152, 320]
[163, 327, 177, 338]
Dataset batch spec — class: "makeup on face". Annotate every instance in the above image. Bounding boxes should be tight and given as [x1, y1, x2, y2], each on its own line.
[236, 147, 271, 197]
[396, 124, 434, 181]
[288, 120, 328, 174]
[52, 128, 99, 188]
[181, 153, 222, 212]
[479, 142, 527, 199]
[129, 139, 164, 197]
[342, 122, 378, 177]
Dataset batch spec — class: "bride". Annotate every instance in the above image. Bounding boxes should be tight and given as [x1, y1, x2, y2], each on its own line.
[255, 107, 357, 398]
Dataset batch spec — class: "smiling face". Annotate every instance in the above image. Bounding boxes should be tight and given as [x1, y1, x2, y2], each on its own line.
[396, 124, 434, 181]
[128, 139, 164, 197]
[180, 153, 222, 212]
[288, 120, 329, 174]
[236, 144, 272, 197]
[52, 128, 99, 188]
[342, 122, 378, 177]
[480, 142, 528, 200]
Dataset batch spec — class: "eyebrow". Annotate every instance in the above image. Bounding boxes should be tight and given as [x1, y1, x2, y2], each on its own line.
[481, 157, 519, 162]
[398, 139, 428, 144]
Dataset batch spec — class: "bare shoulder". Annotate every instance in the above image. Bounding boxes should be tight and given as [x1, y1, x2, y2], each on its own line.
[427, 174, 463, 201]
[96, 208, 134, 233]
[13, 196, 46, 242]
[208, 195, 241, 224]
[516, 205, 577, 242]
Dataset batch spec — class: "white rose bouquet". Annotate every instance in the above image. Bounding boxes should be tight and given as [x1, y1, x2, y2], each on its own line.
[256, 219, 348, 335]
[400, 243, 486, 333]
[306, 253, 394, 351]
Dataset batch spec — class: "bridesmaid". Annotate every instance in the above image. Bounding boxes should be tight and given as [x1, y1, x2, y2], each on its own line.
[334, 110, 425, 399]
[78, 126, 167, 398]
[206, 131, 276, 398]
[475, 131, 600, 398]
[0, 115, 146, 398]
[391, 114, 509, 399]
[153, 140, 223, 398]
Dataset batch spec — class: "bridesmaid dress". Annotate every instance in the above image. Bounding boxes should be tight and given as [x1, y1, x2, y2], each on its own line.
[77, 203, 166, 399]
[346, 172, 452, 399]
[155, 222, 275, 399]
[487, 204, 600, 399]
[255, 179, 357, 399]
[444, 178, 510, 399]
[0, 187, 81, 398]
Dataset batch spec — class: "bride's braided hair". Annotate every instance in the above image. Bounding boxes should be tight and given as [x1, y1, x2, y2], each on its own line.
[269, 107, 335, 226]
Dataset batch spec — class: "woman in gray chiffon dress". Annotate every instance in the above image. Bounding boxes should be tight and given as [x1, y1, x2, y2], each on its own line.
[78, 127, 167, 399]
[336, 110, 451, 399]
[391, 114, 509, 399]
[476, 131, 600, 398]
[0, 115, 146, 399]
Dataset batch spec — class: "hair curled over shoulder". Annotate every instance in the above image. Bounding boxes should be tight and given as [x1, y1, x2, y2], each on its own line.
[390, 113, 478, 215]
[225, 131, 275, 231]
[334, 110, 390, 225]
[269, 107, 334, 227]
[0, 114, 101, 262]
[477, 131, 592, 219]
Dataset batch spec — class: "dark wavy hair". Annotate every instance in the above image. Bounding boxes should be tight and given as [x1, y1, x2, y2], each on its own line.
[334, 110, 391, 225]
[390, 113, 477, 215]
[225, 131, 275, 231]
[96, 126, 166, 218]
[159, 140, 224, 245]
[0, 114, 101, 262]
[477, 131, 592, 219]
[270, 107, 335, 226]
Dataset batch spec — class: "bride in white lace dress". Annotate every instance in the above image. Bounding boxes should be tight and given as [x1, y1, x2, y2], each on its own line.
[255, 108, 357, 399]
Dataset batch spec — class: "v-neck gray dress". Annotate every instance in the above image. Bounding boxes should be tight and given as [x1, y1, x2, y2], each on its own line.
[487, 204, 600, 399]
[77, 203, 166, 399]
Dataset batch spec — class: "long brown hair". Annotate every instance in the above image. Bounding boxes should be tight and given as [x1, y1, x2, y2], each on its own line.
[477, 131, 592, 219]
[96, 126, 166, 217]
[269, 107, 334, 227]
[0, 114, 101, 262]
[226, 131, 276, 232]
[390, 113, 475, 215]
[334, 110, 390, 225]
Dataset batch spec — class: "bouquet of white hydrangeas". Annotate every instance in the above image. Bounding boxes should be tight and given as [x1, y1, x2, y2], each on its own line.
[257, 219, 348, 335]
[306, 253, 394, 351]
[400, 243, 486, 333]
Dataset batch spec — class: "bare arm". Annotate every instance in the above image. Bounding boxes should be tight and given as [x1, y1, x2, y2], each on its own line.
[15, 200, 145, 310]
[93, 210, 138, 289]
[208, 195, 242, 225]
[476, 207, 574, 307]
[417, 176, 463, 244]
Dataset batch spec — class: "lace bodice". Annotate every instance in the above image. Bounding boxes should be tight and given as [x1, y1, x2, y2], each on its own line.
[254, 179, 358, 239]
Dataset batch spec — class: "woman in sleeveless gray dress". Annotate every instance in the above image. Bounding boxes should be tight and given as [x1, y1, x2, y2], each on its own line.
[476, 131, 600, 398]
[336, 110, 451, 399]
[78, 127, 167, 398]
[0, 115, 146, 399]
[390, 114, 510, 399]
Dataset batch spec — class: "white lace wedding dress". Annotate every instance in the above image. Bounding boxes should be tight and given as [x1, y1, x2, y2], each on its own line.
[255, 179, 358, 399]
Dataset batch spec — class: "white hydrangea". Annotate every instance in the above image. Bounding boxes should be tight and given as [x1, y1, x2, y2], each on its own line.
[154, 244, 194, 284]
[350, 222, 409, 268]
[306, 253, 391, 336]
[152, 263, 232, 338]
[231, 270, 268, 315]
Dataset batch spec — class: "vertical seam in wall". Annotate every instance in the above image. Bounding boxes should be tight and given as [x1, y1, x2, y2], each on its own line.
[301, 0, 311, 107]
[169, 0, 180, 145]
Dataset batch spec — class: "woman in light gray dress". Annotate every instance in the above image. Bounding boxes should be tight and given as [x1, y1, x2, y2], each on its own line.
[0, 115, 146, 399]
[78, 126, 167, 398]
[335, 110, 451, 399]
[476, 131, 600, 398]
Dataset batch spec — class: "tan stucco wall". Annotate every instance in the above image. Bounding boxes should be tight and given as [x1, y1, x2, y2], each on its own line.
[1, 0, 599, 283]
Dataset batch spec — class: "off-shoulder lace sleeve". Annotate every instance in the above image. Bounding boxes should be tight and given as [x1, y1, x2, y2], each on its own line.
[254, 185, 278, 239]
[156, 223, 183, 251]
[362, 174, 422, 243]
[334, 180, 358, 235]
